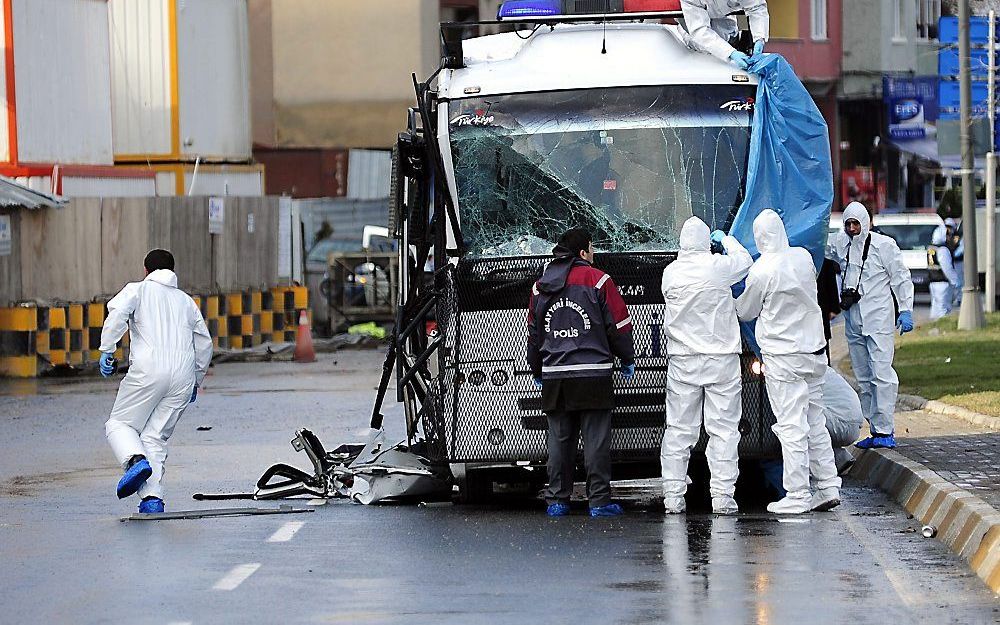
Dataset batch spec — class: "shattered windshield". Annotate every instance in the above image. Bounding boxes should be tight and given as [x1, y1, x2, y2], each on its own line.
[448, 85, 754, 257]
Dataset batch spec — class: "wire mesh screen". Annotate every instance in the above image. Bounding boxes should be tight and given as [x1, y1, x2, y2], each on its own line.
[424, 255, 780, 463]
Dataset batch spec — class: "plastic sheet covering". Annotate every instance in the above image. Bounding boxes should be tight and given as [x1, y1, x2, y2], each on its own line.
[728, 54, 834, 269]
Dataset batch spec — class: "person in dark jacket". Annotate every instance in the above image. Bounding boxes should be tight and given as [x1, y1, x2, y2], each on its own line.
[816, 258, 842, 364]
[527, 228, 635, 517]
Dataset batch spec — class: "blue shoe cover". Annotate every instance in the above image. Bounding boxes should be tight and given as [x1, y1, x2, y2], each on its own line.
[138, 497, 164, 514]
[872, 434, 897, 449]
[854, 436, 875, 449]
[589, 503, 624, 517]
[546, 503, 570, 517]
[116, 458, 152, 499]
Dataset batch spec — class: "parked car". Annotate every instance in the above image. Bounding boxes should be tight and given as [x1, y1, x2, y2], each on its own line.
[871, 213, 943, 293]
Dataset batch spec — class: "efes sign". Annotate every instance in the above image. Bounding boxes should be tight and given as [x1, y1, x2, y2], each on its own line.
[888, 96, 926, 140]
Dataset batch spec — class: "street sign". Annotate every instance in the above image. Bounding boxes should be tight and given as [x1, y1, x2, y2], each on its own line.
[208, 197, 225, 234]
[938, 80, 991, 120]
[939, 47, 990, 78]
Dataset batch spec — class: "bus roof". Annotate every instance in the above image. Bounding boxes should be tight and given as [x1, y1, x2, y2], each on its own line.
[440, 22, 758, 100]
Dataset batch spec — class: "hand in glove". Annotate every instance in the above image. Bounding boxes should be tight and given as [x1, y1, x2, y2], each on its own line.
[533, 377, 543, 388]
[710, 230, 727, 254]
[753, 39, 765, 57]
[99, 352, 116, 378]
[621, 363, 635, 380]
[729, 51, 750, 70]
[896, 310, 914, 335]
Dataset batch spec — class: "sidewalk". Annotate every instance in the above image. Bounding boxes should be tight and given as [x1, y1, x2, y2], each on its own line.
[830, 325, 1000, 593]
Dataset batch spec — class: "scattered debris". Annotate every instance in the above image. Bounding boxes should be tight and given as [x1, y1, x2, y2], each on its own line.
[122, 504, 313, 522]
[195, 428, 451, 505]
[196, 426, 213, 431]
[347, 322, 388, 340]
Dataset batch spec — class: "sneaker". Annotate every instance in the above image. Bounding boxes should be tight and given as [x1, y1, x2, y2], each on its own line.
[116, 457, 152, 499]
[712, 495, 739, 515]
[663, 497, 686, 514]
[546, 502, 570, 517]
[811, 487, 841, 512]
[871, 434, 897, 449]
[138, 496, 164, 514]
[766, 496, 811, 514]
[589, 503, 624, 517]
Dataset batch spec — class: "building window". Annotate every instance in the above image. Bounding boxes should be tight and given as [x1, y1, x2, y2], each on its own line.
[916, 0, 941, 40]
[811, 0, 828, 40]
[894, 0, 906, 41]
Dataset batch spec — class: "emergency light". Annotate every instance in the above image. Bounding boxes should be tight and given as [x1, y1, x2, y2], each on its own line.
[498, 0, 680, 20]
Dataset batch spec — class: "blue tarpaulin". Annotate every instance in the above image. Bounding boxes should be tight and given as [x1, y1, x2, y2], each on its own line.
[728, 54, 834, 270]
[728, 54, 834, 355]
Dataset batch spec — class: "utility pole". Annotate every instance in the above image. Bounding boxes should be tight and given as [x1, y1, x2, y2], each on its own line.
[988, 10, 997, 313]
[958, 0, 987, 329]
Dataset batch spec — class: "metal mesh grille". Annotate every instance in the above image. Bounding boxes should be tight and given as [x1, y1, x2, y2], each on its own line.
[425, 256, 780, 463]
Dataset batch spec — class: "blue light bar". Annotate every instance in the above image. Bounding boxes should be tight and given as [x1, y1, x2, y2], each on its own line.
[498, 0, 561, 19]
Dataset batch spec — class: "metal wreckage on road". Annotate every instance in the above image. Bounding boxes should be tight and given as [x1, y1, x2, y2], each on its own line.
[239, 3, 844, 505]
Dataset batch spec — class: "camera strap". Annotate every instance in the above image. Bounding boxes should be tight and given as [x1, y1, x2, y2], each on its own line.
[845, 234, 872, 291]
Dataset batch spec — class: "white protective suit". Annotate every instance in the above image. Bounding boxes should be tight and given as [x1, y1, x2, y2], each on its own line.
[929, 225, 959, 321]
[680, 0, 769, 62]
[944, 218, 964, 307]
[826, 202, 913, 436]
[101, 269, 213, 500]
[660, 217, 753, 507]
[736, 210, 841, 503]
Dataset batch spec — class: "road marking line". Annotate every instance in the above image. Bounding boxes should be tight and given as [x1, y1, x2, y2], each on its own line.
[212, 563, 261, 591]
[267, 520, 305, 543]
[307, 498, 328, 506]
[839, 511, 927, 607]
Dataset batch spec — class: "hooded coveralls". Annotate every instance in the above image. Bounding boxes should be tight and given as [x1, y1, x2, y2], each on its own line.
[659, 217, 753, 506]
[826, 202, 913, 436]
[736, 210, 841, 503]
[101, 269, 213, 500]
[929, 225, 959, 321]
[680, 0, 770, 61]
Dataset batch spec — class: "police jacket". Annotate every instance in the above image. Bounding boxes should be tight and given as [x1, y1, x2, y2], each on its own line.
[527, 254, 634, 380]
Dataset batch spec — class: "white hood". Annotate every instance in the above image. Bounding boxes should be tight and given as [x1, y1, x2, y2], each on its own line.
[145, 269, 178, 289]
[678, 217, 710, 253]
[752, 209, 789, 255]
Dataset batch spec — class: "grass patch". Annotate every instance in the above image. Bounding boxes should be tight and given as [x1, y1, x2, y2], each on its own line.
[893, 312, 1000, 417]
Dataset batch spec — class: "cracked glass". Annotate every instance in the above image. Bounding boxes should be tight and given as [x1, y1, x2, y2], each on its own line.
[448, 85, 755, 257]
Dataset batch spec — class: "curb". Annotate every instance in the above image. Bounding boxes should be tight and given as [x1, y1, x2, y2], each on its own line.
[895, 392, 1000, 431]
[850, 448, 1000, 593]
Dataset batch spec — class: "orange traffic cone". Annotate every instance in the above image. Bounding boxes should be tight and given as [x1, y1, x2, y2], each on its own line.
[293, 310, 316, 363]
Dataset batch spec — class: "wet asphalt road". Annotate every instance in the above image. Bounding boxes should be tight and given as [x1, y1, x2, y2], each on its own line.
[1, 347, 998, 625]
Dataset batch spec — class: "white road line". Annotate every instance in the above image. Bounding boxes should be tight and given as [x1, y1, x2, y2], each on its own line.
[266, 520, 305, 543]
[212, 563, 261, 591]
[167, 622, 192, 625]
[307, 498, 328, 506]
[839, 511, 927, 607]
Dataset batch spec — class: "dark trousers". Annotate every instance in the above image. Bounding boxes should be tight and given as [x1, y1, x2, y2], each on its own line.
[545, 409, 613, 508]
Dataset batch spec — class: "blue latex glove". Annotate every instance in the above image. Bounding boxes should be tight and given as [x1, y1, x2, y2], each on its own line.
[896, 310, 914, 335]
[729, 50, 750, 70]
[621, 363, 635, 380]
[190, 385, 199, 403]
[99, 352, 116, 378]
[533, 377, 543, 388]
[753, 39, 765, 56]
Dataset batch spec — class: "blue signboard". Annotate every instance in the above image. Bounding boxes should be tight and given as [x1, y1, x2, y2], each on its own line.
[938, 80, 990, 120]
[884, 76, 939, 122]
[939, 15, 993, 45]
[939, 47, 991, 78]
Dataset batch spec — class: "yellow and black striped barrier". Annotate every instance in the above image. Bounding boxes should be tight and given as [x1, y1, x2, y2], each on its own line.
[0, 285, 309, 378]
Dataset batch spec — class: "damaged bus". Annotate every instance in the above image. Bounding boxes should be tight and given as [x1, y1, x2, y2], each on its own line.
[374, 3, 782, 501]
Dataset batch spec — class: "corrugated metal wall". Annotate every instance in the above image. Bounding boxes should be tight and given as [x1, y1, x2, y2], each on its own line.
[176, 0, 251, 160]
[346, 149, 391, 199]
[297, 197, 388, 250]
[108, 0, 173, 157]
[12, 0, 114, 164]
